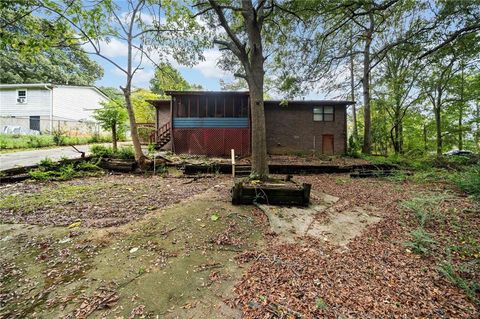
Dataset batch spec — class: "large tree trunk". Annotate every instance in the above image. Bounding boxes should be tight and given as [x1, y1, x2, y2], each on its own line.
[112, 123, 117, 152]
[423, 123, 428, 152]
[476, 102, 480, 152]
[124, 28, 147, 167]
[458, 63, 464, 150]
[458, 109, 463, 150]
[123, 89, 146, 165]
[242, 0, 268, 179]
[434, 105, 442, 156]
[249, 80, 269, 178]
[362, 12, 374, 154]
[349, 32, 358, 142]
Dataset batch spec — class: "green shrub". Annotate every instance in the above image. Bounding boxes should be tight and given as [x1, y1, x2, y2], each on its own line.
[403, 228, 436, 255]
[116, 146, 135, 159]
[52, 129, 67, 146]
[77, 160, 102, 172]
[90, 145, 114, 158]
[39, 157, 56, 170]
[90, 145, 135, 160]
[451, 166, 480, 200]
[29, 159, 102, 181]
[29, 170, 59, 180]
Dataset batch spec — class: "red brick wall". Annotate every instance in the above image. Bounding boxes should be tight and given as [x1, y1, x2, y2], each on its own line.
[264, 102, 347, 155]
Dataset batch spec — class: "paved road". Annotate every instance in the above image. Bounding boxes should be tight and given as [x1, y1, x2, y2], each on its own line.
[0, 143, 130, 171]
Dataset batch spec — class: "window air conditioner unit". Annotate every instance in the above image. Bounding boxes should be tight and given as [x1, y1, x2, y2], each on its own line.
[17, 97, 26, 103]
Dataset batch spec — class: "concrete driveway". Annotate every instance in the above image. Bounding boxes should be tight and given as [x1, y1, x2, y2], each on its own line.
[0, 143, 130, 171]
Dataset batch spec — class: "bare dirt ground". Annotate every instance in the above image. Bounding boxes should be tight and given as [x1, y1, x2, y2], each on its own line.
[0, 172, 478, 318]
[0, 176, 268, 318]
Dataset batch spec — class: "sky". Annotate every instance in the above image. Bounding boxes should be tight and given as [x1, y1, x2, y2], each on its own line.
[90, 44, 328, 100]
[91, 46, 233, 91]
[86, 1, 329, 100]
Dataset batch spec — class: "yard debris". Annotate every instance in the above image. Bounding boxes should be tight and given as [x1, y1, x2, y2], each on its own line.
[66, 287, 119, 319]
[195, 262, 224, 272]
[232, 174, 479, 318]
[68, 221, 82, 229]
[0, 175, 225, 227]
[234, 250, 260, 264]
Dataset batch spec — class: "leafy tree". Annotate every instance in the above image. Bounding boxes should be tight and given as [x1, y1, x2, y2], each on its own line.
[94, 99, 128, 151]
[21, 0, 207, 168]
[195, 0, 300, 178]
[0, 48, 103, 85]
[0, 4, 103, 85]
[98, 87, 124, 100]
[150, 62, 202, 97]
[131, 89, 159, 123]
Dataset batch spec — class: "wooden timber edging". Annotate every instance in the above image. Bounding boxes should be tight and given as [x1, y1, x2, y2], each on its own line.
[180, 163, 397, 175]
[232, 182, 311, 206]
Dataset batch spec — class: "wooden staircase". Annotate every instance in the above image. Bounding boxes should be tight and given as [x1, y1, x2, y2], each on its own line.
[149, 122, 171, 149]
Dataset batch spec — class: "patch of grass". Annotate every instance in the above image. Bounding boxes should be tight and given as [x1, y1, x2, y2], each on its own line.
[401, 194, 450, 228]
[0, 184, 104, 213]
[450, 166, 480, 200]
[438, 260, 479, 305]
[315, 297, 328, 310]
[0, 133, 112, 151]
[403, 228, 436, 255]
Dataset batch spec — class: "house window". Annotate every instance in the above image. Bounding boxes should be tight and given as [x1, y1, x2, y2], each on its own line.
[313, 106, 334, 122]
[17, 90, 27, 104]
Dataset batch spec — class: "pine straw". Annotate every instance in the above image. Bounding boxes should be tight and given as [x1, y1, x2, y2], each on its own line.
[231, 174, 478, 318]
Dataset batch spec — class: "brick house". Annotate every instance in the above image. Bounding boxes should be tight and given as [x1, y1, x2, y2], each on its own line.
[148, 91, 353, 156]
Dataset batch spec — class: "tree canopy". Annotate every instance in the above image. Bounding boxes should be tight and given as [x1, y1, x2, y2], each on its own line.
[1, 2, 103, 85]
[150, 62, 202, 97]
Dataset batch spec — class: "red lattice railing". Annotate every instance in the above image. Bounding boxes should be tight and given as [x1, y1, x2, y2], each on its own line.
[173, 128, 250, 156]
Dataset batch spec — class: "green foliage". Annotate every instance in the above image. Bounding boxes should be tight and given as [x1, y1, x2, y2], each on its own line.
[39, 158, 56, 170]
[402, 195, 449, 228]
[315, 298, 328, 310]
[90, 145, 115, 158]
[0, 4, 103, 85]
[94, 99, 128, 143]
[150, 62, 202, 97]
[0, 134, 111, 151]
[52, 129, 67, 146]
[29, 159, 102, 181]
[90, 145, 135, 160]
[403, 228, 436, 255]
[450, 165, 480, 200]
[347, 135, 361, 157]
[116, 146, 135, 160]
[131, 89, 159, 123]
[438, 260, 479, 305]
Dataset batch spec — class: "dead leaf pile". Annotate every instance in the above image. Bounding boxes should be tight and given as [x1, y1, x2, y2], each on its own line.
[232, 174, 479, 318]
[0, 175, 225, 227]
[65, 287, 119, 319]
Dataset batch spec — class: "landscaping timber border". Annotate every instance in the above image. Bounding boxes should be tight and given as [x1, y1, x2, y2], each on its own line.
[181, 163, 397, 175]
[232, 182, 311, 206]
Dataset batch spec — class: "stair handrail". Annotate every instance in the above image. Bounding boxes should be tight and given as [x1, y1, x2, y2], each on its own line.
[149, 121, 171, 144]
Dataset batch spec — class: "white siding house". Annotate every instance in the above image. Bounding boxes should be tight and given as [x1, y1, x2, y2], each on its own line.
[0, 83, 108, 133]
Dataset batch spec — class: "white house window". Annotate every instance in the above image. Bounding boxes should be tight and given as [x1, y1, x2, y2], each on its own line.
[313, 106, 334, 122]
[17, 90, 27, 104]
